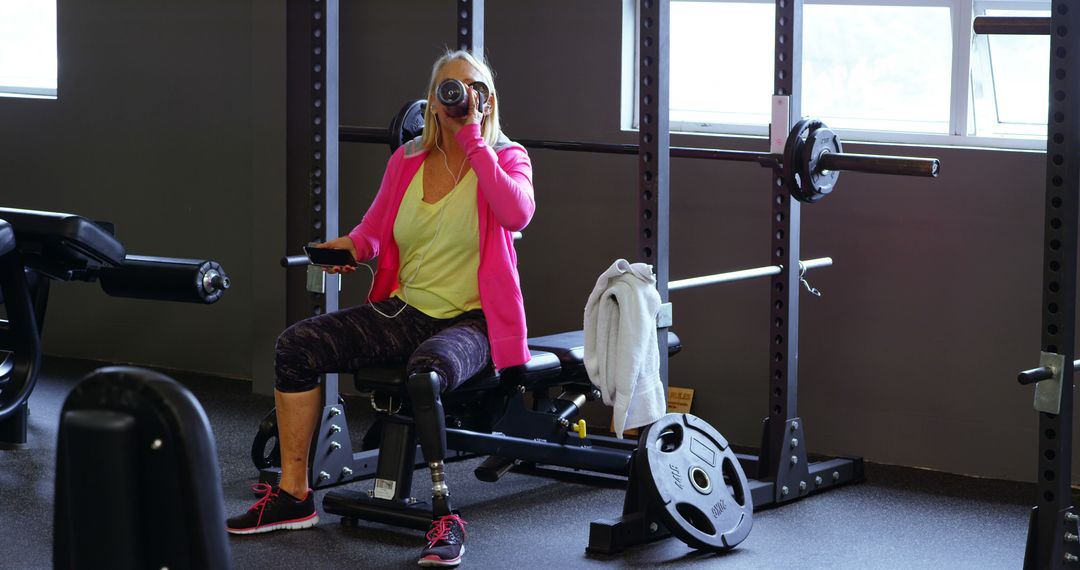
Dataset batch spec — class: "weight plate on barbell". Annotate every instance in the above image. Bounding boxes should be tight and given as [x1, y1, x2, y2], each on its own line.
[388, 99, 427, 153]
[800, 123, 842, 203]
[785, 118, 841, 204]
[636, 413, 753, 551]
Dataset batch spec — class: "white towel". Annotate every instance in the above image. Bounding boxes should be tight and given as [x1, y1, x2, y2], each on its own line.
[583, 259, 666, 437]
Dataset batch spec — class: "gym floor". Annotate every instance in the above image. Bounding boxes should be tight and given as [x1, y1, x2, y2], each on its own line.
[2, 357, 1043, 569]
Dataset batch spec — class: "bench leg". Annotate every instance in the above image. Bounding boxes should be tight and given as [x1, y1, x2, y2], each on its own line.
[407, 371, 453, 517]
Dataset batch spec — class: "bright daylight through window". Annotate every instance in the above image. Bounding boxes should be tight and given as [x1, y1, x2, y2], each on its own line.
[639, 0, 1052, 149]
[0, 0, 57, 99]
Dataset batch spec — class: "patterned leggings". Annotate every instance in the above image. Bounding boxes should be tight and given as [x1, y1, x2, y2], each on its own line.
[274, 297, 491, 394]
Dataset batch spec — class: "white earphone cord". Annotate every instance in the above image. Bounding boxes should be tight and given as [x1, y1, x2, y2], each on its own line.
[362, 125, 465, 319]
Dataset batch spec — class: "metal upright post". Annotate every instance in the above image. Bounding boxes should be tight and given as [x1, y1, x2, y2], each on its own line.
[639, 0, 671, 392]
[1024, 4, 1080, 568]
[457, 0, 484, 54]
[286, 0, 348, 486]
[758, 0, 811, 502]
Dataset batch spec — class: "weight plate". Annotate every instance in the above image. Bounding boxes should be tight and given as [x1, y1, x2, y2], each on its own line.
[388, 99, 427, 153]
[637, 413, 753, 551]
[800, 123, 842, 203]
[250, 407, 280, 470]
[0, 351, 12, 387]
[783, 118, 816, 203]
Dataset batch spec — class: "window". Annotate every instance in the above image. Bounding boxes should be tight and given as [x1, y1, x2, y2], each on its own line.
[627, 0, 1052, 149]
[0, 0, 58, 99]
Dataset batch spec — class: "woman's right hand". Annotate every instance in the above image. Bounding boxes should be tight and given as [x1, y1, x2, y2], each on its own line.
[317, 236, 359, 274]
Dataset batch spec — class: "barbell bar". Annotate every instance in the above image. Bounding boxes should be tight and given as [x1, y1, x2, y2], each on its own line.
[669, 257, 832, 291]
[973, 16, 1051, 35]
[339, 100, 940, 203]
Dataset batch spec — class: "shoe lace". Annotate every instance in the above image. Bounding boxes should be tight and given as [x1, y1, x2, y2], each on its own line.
[426, 514, 468, 545]
[249, 482, 279, 512]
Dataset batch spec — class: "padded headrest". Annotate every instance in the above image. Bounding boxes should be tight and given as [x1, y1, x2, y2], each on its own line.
[0, 207, 124, 267]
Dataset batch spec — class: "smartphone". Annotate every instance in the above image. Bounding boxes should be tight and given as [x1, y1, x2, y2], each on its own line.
[303, 245, 357, 267]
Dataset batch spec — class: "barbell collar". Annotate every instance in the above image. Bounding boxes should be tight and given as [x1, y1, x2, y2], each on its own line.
[815, 152, 940, 178]
[973, 16, 1051, 36]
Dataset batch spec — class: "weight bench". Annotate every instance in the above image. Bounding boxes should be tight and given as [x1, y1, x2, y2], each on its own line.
[318, 330, 681, 530]
[0, 207, 231, 444]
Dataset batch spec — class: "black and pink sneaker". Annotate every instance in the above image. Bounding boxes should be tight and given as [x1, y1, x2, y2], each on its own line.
[418, 514, 468, 567]
[226, 483, 318, 535]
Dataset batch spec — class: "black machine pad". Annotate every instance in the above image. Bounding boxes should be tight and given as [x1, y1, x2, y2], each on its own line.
[0, 207, 125, 274]
[528, 329, 682, 378]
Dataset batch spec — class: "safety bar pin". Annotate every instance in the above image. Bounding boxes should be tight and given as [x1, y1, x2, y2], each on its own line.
[798, 261, 822, 297]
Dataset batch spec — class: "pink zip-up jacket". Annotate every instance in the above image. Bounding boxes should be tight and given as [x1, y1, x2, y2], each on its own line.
[348, 123, 535, 370]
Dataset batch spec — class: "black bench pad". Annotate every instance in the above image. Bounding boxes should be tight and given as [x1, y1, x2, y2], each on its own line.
[0, 207, 125, 268]
[0, 219, 13, 257]
[354, 349, 562, 394]
[527, 329, 682, 378]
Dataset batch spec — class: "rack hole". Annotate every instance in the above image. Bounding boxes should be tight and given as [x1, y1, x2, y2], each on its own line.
[1046, 428, 1057, 439]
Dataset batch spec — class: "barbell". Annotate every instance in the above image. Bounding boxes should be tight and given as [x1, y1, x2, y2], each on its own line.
[340, 100, 940, 203]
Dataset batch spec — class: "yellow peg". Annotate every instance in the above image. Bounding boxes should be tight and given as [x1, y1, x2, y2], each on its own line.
[572, 419, 587, 439]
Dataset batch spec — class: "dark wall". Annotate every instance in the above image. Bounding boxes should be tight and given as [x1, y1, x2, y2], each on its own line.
[0, 1, 286, 382]
[0, 0, 1062, 482]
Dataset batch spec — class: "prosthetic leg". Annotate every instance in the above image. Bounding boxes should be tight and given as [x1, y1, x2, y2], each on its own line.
[406, 371, 453, 517]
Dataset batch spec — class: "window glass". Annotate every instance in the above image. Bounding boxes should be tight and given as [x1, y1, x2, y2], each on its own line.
[0, 0, 58, 99]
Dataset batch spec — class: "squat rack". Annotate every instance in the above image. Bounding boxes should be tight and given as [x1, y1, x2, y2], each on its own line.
[977, 7, 1080, 570]
[284, 0, 947, 507]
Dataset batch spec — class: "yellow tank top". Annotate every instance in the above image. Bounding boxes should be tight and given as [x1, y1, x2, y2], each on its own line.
[390, 163, 481, 319]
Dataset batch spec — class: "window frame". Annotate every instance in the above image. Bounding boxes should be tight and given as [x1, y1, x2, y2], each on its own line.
[624, 0, 1051, 150]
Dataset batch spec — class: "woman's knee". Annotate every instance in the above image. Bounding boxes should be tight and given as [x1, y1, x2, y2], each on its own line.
[274, 323, 322, 392]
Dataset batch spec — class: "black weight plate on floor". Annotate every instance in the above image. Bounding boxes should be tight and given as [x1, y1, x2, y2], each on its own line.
[250, 407, 280, 470]
[637, 413, 753, 551]
[389, 99, 427, 153]
[800, 122, 842, 203]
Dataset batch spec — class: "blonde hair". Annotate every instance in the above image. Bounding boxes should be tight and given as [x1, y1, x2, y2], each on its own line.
[420, 50, 502, 150]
